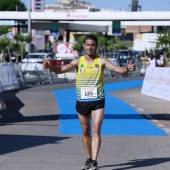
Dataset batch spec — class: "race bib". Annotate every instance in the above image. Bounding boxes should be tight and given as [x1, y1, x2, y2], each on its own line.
[81, 87, 97, 99]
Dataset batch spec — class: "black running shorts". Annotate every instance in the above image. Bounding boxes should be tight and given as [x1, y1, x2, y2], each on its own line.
[76, 99, 105, 115]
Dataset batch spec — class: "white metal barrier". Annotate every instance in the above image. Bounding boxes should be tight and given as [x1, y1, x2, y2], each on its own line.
[11, 59, 148, 87]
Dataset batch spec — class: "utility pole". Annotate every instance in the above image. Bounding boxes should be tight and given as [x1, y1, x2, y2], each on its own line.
[28, 0, 31, 53]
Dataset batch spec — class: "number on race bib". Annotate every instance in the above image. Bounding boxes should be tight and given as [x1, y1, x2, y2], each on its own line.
[81, 87, 97, 99]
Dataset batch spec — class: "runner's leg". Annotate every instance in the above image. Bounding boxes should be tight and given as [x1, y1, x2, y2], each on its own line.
[78, 113, 92, 159]
[91, 108, 104, 161]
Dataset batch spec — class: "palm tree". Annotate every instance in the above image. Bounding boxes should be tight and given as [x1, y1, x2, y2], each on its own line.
[0, 25, 11, 35]
[72, 35, 86, 56]
[157, 30, 170, 66]
[97, 36, 107, 55]
[0, 36, 11, 62]
[0, 25, 12, 62]
[13, 32, 32, 61]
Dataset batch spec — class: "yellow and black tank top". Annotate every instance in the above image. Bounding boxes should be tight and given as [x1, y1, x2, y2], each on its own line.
[76, 55, 104, 102]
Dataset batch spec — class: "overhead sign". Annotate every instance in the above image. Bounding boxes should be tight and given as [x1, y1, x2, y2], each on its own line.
[50, 23, 59, 36]
[112, 21, 121, 36]
[35, 30, 45, 50]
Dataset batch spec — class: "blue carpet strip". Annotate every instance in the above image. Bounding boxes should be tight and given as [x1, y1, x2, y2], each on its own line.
[54, 80, 167, 136]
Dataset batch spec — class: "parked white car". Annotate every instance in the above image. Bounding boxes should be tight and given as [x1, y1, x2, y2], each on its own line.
[21, 53, 55, 76]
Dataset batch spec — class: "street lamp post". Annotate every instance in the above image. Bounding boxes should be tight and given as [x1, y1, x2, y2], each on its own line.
[28, 0, 31, 53]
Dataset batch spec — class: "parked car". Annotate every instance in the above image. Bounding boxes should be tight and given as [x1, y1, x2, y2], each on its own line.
[104, 52, 119, 66]
[21, 53, 55, 75]
[118, 50, 140, 66]
[35, 49, 53, 53]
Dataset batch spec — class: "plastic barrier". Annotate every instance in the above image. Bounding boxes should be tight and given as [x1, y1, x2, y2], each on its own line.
[0, 63, 19, 92]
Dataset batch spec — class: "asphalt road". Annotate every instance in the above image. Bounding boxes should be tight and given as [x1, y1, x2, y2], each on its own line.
[0, 77, 170, 170]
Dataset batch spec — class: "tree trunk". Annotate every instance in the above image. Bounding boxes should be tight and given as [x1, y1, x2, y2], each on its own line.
[1, 50, 5, 62]
[165, 57, 170, 67]
[7, 47, 12, 62]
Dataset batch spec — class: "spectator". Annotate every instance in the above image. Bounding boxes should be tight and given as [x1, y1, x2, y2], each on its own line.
[148, 53, 156, 67]
[156, 51, 165, 67]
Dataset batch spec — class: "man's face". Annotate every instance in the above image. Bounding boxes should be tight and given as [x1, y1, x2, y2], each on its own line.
[83, 39, 98, 57]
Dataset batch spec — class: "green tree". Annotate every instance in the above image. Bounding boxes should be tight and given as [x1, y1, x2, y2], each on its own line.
[106, 37, 116, 52]
[72, 35, 86, 56]
[113, 42, 125, 51]
[0, 25, 12, 62]
[13, 32, 32, 61]
[0, 25, 11, 35]
[0, 36, 11, 62]
[157, 30, 170, 66]
[0, 0, 26, 11]
[97, 36, 107, 55]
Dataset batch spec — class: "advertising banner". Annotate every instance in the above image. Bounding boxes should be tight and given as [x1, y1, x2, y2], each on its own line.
[143, 33, 157, 51]
[55, 43, 76, 58]
[141, 66, 170, 101]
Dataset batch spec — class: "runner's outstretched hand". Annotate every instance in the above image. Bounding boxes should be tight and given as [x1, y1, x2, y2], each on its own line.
[43, 57, 51, 69]
[127, 60, 136, 72]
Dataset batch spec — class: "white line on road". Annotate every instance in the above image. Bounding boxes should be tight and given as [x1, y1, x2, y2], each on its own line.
[130, 103, 136, 107]
[152, 119, 159, 123]
[163, 128, 170, 131]
[137, 108, 144, 112]
[158, 124, 165, 127]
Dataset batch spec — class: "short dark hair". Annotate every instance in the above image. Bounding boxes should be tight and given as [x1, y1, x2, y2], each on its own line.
[84, 35, 98, 45]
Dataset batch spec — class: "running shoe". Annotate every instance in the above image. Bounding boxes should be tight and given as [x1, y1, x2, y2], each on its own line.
[81, 159, 92, 170]
[90, 160, 99, 170]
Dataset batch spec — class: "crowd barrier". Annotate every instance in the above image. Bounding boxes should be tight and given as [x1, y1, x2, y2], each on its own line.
[0, 63, 19, 92]
[0, 59, 148, 92]
[1, 61, 169, 102]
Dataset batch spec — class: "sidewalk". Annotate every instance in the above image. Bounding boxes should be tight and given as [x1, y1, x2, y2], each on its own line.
[0, 78, 170, 170]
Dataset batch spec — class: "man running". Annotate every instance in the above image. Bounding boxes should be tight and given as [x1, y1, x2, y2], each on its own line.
[43, 35, 135, 170]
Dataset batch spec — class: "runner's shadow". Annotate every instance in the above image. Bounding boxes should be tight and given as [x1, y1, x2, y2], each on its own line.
[0, 134, 70, 155]
[0, 89, 24, 119]
[0, 88, 61, 125]
[99, 158, 170, 169]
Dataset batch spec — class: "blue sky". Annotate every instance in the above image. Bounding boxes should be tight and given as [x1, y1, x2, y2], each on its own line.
[21, 0, 170, 11]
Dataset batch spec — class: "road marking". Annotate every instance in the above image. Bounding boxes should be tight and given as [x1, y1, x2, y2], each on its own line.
[152, 119, 159, 123]
[158, 124, 165, 127]
[127, 103, 169, 136]
[163, 128, 170, 131]
[130, 103, 136, 107]
[164, 129, 170, 133]
[137, 108, 144, 112]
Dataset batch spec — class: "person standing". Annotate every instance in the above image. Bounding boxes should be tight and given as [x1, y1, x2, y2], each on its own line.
[156, 50, 165, 67]
[43, 35, 136, 170]
[148, 53, 156, 67]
